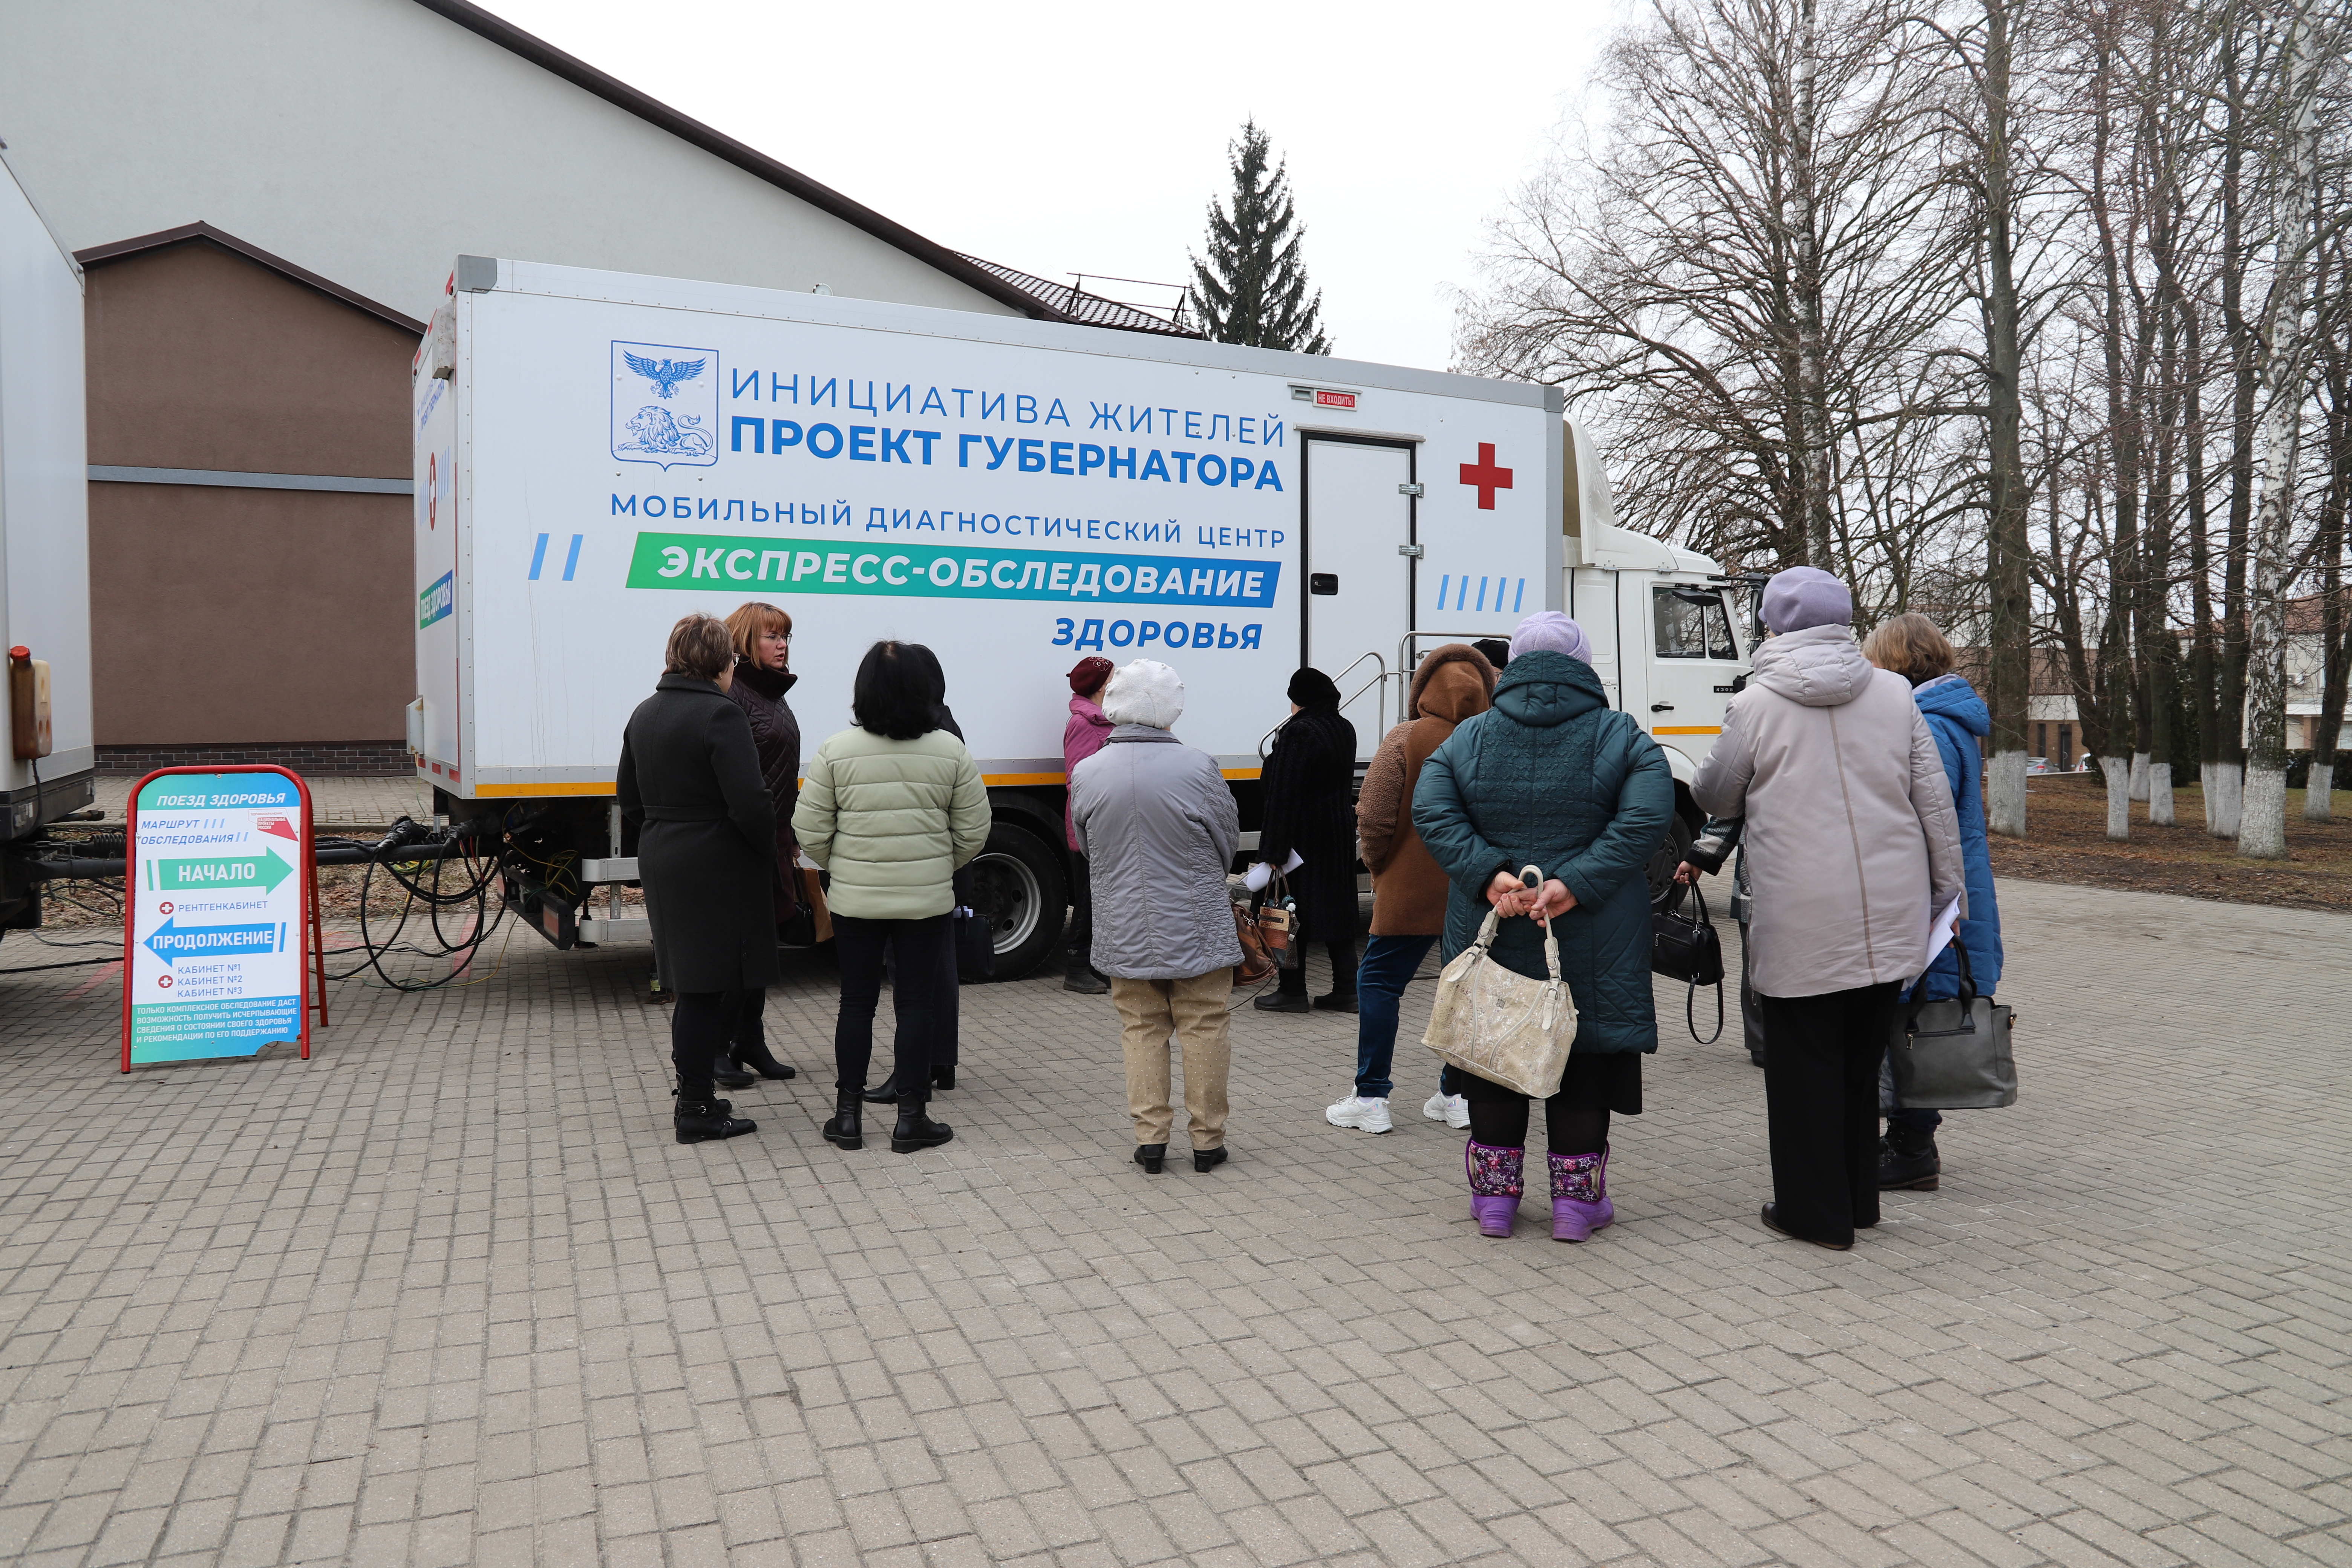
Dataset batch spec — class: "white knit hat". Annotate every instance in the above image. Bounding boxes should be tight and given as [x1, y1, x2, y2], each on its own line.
[1101, 659, 1184, 729]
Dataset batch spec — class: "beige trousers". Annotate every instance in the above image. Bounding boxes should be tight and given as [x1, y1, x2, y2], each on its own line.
[1109, 971, 1233, 1148]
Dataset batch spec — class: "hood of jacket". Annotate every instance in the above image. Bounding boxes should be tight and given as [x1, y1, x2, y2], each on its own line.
[732, 659, 797, 701]
[1913, 673, 1989, 736]
[1105, 723, 1178, 744]
[1068, 693, 1113, 731]
[1749, 623, 1874, 707]
[1491, 649, 1606, 727]
[1408, 644, 1495, 722]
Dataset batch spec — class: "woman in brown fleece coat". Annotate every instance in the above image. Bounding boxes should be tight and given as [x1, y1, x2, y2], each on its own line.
[1324, 644, 1494, 1136]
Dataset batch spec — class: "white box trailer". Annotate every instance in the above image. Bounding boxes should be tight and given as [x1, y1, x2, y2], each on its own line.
[412, 257, 1750, 977]
[0, 146, 96, 935]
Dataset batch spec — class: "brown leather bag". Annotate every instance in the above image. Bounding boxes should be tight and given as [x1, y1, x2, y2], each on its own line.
[1230, 901, 1278, 986]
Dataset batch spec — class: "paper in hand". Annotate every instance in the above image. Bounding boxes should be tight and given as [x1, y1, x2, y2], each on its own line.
[1923, 898, 1962, 967]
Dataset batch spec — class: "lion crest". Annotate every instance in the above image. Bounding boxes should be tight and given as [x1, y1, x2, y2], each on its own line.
[616, 405, 711, 458]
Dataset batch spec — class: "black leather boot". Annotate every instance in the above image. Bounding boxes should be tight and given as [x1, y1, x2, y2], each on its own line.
[1063, 954, 1110, 994]
[890, 1095, 954, 1154]
[823, 1088, 863, 1151]
[931, 1065, 955, 1092]
[1878, 1127, 1941, 1191]
[675, 1095, 755, 1144]
[730, 1038, 797, 1080]
[862, 1074, 902, 1104]
[712, 1057, 756, 1090]
[1133, 1143, 1165, 1174]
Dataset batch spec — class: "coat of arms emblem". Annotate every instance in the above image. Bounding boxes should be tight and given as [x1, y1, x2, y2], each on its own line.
[611, 340, 719, 470]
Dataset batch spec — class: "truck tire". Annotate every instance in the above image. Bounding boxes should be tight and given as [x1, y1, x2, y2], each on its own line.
[1646, 813, 1695, 912]
[966, 821, 1067, 982]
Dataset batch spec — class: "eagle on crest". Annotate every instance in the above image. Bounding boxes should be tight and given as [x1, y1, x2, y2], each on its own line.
[623, 352, 707, 399]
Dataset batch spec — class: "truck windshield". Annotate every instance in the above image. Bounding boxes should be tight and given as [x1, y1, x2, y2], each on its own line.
[1653, 587, 1738, 660]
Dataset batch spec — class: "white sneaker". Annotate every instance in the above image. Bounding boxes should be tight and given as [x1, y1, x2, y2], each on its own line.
[1423, 1092, 1471, 1129]
[1326, 1095, 1394, 1133]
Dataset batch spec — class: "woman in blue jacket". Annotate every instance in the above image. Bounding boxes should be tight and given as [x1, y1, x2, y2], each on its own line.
[1862, 613, 2003, 1191]
[1413, 614, 1674, 1241]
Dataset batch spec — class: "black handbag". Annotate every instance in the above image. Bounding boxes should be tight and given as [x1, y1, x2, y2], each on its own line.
[1886, 943, 2017, 1109]
[1651, 879, 1725, 1043]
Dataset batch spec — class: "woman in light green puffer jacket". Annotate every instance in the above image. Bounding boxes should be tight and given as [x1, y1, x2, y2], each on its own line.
[793, 642, 989, 1154]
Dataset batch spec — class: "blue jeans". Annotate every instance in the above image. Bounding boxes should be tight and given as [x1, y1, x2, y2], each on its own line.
[1354, 934, 1437, 1099]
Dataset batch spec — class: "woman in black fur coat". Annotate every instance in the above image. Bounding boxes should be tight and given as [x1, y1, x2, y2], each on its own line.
[1253, 668, 1361, 1013]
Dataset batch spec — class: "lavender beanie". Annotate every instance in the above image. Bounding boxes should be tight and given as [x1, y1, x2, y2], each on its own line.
[1508, 611, 1593, 665]
[1760, 568, 1854, 634]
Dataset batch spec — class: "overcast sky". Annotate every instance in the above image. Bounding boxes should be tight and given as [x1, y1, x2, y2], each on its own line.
[476, 0, 1628, 372]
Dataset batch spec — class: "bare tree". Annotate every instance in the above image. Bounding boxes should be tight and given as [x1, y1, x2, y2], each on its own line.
[2240, 0, 2328, 858]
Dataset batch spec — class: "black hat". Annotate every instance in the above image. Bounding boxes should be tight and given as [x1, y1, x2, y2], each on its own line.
[1288, 667, 1341, 710]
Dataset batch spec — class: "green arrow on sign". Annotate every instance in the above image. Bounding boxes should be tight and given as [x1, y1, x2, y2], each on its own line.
[148, 847, 294, 893]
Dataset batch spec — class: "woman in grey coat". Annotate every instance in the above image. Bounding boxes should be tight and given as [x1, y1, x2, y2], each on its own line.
[1692, 569, 1964, 1250]
[617, 613, 780, 1145]
[1067, 659, 1244, 1174]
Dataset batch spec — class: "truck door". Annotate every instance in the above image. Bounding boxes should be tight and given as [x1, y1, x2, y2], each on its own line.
[1636, 577, 1745, 766]
[1303, 436, 1414, 737]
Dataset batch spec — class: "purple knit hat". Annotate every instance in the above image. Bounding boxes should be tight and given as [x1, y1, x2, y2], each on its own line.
[1760, 568, 1853, 634]
[1508, 611, 1592, 664]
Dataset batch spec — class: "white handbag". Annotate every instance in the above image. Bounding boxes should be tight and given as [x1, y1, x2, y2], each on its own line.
[1421, 866, 1579, 1099]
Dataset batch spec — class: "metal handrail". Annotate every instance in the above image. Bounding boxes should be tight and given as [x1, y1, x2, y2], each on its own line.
[1258, 649, 1387, 760]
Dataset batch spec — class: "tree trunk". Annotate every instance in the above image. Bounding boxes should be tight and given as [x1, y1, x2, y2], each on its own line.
[2241, 0, 2320, 861]
[1795, 0, 1835, 570]
[1983, 0, 2031, 839]
[2099, 755, 2132, 839]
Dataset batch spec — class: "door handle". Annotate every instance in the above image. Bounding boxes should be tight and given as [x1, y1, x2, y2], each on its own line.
[1651, 703, 1675, 712]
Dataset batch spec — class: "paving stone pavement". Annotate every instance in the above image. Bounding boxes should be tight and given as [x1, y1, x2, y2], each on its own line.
[0, 876, 2346, 1568]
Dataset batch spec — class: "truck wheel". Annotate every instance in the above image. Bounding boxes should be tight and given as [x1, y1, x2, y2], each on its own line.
[1646, 814, 1696, 912]
[966, 822, 1067, 982]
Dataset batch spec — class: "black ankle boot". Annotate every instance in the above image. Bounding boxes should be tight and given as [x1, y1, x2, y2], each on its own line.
[731, 1039, 797, 1080]
[675, 1096, 756, 1144]
[891, 1096, 954, 1154]
[931, 1065, 955, 1092]
[1063, 954, 1110, 994]
[823, 1088, 863, 1150]
[1133, 1143, 1165, 1174]
[862, 1074, 901, 1104]
[712, 1056, 756, 1090]
[1878, 1128, 1940, 1191]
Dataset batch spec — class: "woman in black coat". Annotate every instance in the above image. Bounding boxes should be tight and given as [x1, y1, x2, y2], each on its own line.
[718, 600, 803, 1086]
[617, 613, 780, 1144]
[1253, 667, 1361, 1013]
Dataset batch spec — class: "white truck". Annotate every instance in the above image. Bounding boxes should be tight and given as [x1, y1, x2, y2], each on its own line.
[412, 257, 1750, 977]
[0, 146, 96, 936]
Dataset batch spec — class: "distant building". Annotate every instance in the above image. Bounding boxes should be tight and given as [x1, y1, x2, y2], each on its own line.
[0, 0, 1185, 774]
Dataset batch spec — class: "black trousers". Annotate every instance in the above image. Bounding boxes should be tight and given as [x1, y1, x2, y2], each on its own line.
[1758, 982, 1900, 1245]
[1740, 936, 1767, 1064]
[833, 913, 952, 1096]
[671, 989, 743, 1097]
[1277, 939, 1360, 996]
[1067, 851, 1093, 962]
[730, 986, 767, 1060]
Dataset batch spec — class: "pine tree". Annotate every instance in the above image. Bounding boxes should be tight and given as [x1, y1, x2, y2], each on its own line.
[1188, 120, 1329, 354]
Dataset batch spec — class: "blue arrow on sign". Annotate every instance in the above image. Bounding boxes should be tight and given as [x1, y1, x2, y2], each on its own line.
[144, 917, 280, 966]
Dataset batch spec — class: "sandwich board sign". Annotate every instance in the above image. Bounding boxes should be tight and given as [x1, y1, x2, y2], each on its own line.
[121, 767, 323, 1068]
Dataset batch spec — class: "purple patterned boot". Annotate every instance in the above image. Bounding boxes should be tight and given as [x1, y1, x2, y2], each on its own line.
[1466, 1141, 1524, 1237]
[1549, 1147, 1613, 1242]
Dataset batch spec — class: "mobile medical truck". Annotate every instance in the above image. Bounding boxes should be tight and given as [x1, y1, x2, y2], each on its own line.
[0, 146, 96, 938]
[412, 257, 1750, 978]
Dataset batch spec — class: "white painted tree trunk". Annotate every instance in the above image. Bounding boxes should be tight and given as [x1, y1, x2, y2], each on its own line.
[2129, 752, 2151, 801]
[2238, 0, 2318, 861]
[2306, 761, 2334, 819]
[2150, 767, 2176, 826]
[1988, 749, 2027, 837]
[2242, 766, 2289, 858]
[2202, 761, 2223, 832]
[2101, 756, 2132, 839]
[2210, 761, 2245, 838]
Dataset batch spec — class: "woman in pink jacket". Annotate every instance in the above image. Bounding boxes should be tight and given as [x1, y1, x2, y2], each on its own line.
[1063, 656, 1115, 992]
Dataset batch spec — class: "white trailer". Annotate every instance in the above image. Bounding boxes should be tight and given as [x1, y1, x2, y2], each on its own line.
[0, 145, 96, 934]
[412, 257, 1749, 977]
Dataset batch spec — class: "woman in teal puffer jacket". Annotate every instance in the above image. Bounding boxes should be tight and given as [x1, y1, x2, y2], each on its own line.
[1413, 613, 1675, 1241]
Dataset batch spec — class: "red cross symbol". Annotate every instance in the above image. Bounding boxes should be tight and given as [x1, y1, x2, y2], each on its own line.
[1459, 443, 1513, 510]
